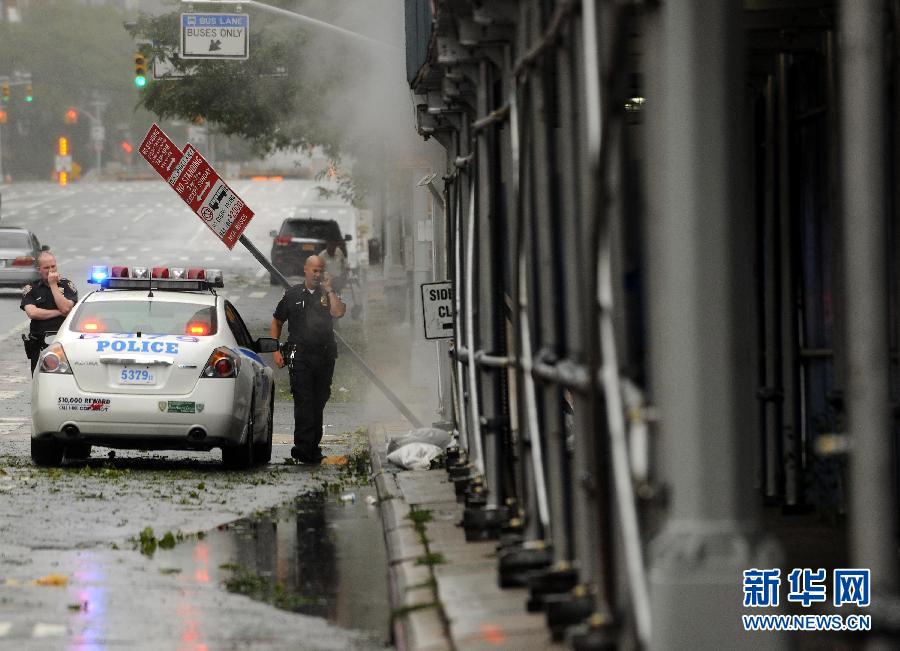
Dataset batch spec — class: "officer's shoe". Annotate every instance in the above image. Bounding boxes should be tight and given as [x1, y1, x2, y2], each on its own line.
[291, 446, 325, 464]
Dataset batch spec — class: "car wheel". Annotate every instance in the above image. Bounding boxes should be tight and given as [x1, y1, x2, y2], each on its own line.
[222, 403, 254, 470]
[252, 396, 274, 465]
[31, 438, 64, 467]
[66, 443, 92, 460]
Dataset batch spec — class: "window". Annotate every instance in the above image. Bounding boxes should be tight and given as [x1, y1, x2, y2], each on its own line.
[0, 231, 31, 249]
[280, 219, 342, 241]
[224, 302, 253, 348]
[71, 300, 218, 336]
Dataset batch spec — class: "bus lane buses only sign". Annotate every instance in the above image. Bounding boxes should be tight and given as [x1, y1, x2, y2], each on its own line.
[139, 124, 254, 249]
[181, 13, 249, 60]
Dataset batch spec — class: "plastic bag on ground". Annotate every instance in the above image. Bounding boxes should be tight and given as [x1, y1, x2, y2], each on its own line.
[386, 427, 452, 454]
[386, 442, 443, 470]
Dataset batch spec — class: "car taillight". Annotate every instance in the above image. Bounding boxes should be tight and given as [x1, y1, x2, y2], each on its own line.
[12, 256, 34, 267]
[201, 347, 239, 379]
[274, 236, 292, 246]
[39, 343, 73, 374]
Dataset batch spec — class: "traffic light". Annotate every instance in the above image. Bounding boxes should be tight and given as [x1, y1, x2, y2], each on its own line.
[0, 109, 7, 124]
[1, 83, 9, 104]
[24, 84, 32, 103]
[134, 52, 147, 88]
[64, 108, 77, 124]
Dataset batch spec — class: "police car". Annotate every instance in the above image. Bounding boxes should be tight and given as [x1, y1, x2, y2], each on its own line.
[31, 265, 278, 469]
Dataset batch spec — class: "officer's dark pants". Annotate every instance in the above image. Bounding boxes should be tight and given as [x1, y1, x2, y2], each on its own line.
[289, 348, 336, 458]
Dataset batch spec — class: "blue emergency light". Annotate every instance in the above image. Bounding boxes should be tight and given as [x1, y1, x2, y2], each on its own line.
[90, 265, 109, 283]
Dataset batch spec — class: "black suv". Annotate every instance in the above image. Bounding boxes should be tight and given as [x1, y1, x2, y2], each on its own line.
[269, 218, 350, 284]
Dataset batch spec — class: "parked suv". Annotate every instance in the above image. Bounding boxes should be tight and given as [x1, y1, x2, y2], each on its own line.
[269, 218, 350, 285]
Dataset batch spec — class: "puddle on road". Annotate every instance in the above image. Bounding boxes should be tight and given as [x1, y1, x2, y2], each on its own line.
[163, 485, 390, 643]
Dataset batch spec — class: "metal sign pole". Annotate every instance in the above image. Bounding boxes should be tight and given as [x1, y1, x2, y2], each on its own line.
[238, 234, 424, 429]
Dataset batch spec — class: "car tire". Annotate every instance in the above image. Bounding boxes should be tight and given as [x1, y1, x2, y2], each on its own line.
[252, 396, 274, 465]
[222, 403, 254, 470]
[66, 443, 92, 460]
[31, 437, 64, 467]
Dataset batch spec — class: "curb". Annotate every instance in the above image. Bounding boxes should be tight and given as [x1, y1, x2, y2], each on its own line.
[367, 425, 453, 651]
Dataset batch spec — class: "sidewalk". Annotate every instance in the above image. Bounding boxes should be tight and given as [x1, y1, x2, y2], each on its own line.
[367, 423, 561, 651]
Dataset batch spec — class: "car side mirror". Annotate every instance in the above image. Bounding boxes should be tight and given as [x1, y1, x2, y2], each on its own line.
[41, 245, 50, 251]
[255, 337, 279, 354]
[269, 230, 278, 238]
[344, 234, 352, 241]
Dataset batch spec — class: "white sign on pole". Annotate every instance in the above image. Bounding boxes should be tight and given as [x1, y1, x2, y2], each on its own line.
[54, 155, 72, 173]
[90, 125, 105, 142]
[180, 14, 249, 60]
[421, 281, 454, 340]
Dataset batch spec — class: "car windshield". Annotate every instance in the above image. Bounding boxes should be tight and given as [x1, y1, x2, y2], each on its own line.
[0, 232, 31, 249]
[70, 300, 218, 336]
[281, 220, 341, 240]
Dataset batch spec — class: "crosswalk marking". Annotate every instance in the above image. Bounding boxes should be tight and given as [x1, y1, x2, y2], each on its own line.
[0, 623, 10, 637]
[248, 291, 266, 299]
[33, 623, 66, 638]
[0, 391, 23, 401]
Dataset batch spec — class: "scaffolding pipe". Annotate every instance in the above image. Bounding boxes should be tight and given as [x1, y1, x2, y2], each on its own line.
[840, 0, 898, 615]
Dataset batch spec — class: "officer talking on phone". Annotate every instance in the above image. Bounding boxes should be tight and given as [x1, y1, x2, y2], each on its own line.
[21, 252, 77, 374]
[271, 255, 346, 463]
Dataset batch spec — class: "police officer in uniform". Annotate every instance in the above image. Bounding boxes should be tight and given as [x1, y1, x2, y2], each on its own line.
[21, 252, 77, 374]
[271, 255, 346, 463]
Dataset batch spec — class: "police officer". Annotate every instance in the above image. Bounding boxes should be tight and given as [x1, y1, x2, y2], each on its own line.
[21, 252, 77, 374]
[271, 255, 346, 463]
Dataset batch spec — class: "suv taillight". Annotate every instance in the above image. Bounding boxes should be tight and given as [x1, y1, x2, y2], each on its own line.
[274, 235, 293, 246]
[12, 256, 34, 267]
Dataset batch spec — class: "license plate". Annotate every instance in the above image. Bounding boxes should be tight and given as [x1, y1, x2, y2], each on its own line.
[302, 243, 316, 251]
[118, 367, 155, 385]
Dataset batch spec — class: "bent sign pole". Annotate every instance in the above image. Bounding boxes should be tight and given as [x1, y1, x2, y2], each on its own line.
[139, 124, 423, 429]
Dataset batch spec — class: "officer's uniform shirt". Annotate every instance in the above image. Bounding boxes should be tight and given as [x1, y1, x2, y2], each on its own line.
[273, 284, 336, 348]
[20, 278, 78, 338]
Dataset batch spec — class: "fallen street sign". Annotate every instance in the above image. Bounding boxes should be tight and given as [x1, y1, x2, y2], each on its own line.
[138, 124, 254, 250]
[421, 281, 454, 340]
[181, 13, 249, 60]
[138, 124, 182, 179]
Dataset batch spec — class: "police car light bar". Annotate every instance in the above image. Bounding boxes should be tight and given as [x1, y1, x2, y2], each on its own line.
[88, 265, 224, 289]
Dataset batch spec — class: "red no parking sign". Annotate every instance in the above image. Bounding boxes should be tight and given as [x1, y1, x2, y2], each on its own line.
[138, 124, 254, 249]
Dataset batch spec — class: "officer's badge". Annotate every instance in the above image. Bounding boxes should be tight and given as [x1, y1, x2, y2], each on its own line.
[320, 293, 329, 307]
[65, 280, 77, 294]
[158, 401, 167, 412]
[22, 284, 31, 295]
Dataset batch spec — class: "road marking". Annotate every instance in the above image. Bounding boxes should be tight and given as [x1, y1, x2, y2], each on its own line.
[248, 291, 266, 299]
[255, 267, 267, 278]
[0, 321, 28, 345]
[0, 623, 10, 637]
[90, 246, 102, 252]
[33, 623, 66, 638]
[229, 295, 241, 302]
[0, 391, 23, 400]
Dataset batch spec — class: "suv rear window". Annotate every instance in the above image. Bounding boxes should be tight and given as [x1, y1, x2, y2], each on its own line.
[280, 219, 342, 241]
[71, 301, 218, 336]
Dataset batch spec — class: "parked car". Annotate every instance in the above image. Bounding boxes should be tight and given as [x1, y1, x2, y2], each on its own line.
[269, 217, 351, 285]
[30, 265, 278, 468]
[0, 226, 49, 289]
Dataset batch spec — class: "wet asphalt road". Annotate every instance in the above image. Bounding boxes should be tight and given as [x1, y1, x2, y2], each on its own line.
[0, 180, 395, 650]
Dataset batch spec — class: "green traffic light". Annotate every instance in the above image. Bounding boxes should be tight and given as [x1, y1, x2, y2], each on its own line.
[24, 95, 33, 103]
[134, 75, 147, 88]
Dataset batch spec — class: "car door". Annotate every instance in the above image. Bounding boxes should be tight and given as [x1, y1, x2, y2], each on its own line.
[223, 301, 270, 433]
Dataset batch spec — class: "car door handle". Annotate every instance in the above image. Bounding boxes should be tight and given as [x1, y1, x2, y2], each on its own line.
[99, 357, 174, 366]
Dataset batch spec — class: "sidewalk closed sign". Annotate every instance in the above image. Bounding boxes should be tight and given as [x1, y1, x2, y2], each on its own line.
[421, 281, 454, 340]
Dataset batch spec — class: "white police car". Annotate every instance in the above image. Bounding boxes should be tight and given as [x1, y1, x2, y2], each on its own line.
[31, 265, 278, 469]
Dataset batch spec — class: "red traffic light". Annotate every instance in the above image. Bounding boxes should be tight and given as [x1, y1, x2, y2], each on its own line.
[120, 141, 133, 154]
[0, 109, 7, 124]
[64, 108, 77, 124]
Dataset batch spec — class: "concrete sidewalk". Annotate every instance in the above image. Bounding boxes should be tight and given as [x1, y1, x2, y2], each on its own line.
[367, 423, 561, 651]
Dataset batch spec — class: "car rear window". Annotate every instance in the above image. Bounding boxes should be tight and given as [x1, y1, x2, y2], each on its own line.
[0, 232, 31, 249]
[70, 300, 218, 336]
[280, 220, 341, 240]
